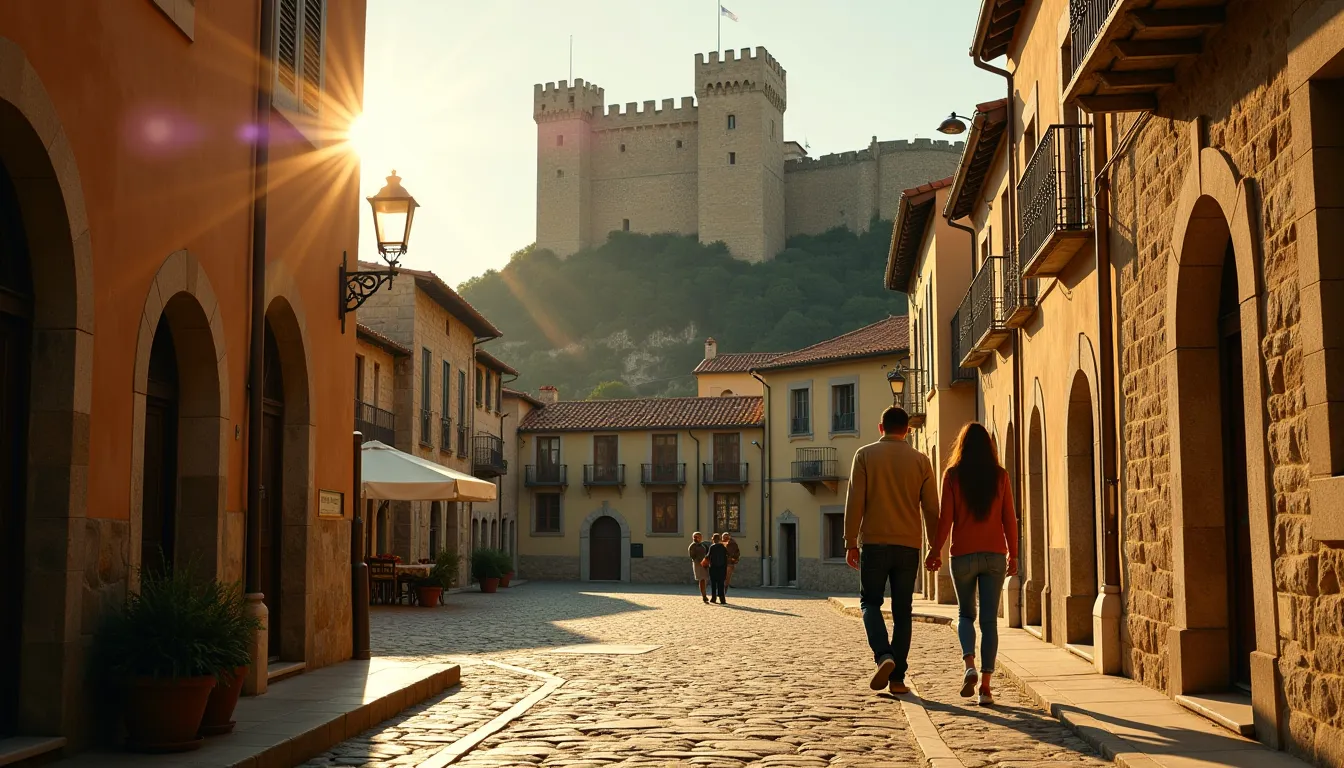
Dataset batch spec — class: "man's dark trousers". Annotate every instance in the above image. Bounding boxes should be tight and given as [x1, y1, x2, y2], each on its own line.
[859, 544, 920, 682]
[709, 568, 727, 602]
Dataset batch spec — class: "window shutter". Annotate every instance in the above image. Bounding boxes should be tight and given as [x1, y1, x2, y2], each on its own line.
[276, 0, 300, 96]
[300, 0, 324, 113]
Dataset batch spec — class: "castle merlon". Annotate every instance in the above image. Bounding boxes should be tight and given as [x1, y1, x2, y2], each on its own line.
[534, 79, 606, 119]
[592, 96, 698, 129]
[694, 46, 786, 80]
[784, 139, 966, 170]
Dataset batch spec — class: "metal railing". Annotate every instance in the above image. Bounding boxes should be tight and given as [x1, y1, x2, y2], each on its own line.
[472, 434, 507, 476]
[440, 417, 453, 451]
[970, 256, 1006, 348]
[1018, 124, 1093, 270]
[641, 463, 686, 485]
[703, 462, 749, 485]
[457, 425, 469, 457]
[354, 399, 395, 445]
[1003, 250, 1038, 319]
[902, 369, 927, 419]
[419, 409, 433, 447]
[789, 416, 810, 435]
[790, 447, 839, 482]
[525, 464, 567, 487]
[831, 412, 856, 433]
[1069, 0, 1119, 81]
[950, 310, 975, 382]
[583, 464, 625, 486]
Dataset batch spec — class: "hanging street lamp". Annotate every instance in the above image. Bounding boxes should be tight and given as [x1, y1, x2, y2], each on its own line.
[887, 367, 907, 406]
[340, 170, 420, 331]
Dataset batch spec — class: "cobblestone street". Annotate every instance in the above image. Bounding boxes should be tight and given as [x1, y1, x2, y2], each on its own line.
[302, 583, 1104, 767]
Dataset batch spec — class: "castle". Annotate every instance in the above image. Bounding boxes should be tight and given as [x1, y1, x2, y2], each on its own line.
[533, 46, 965, 262]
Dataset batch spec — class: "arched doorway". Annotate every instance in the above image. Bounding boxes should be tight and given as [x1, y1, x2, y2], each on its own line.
[1063, 372, 1097, 646]
[142, 317, 179, 572]
[429, 501, 441, 557]
[471, 518, 479, 551]
[1002, 422, 1018, 625]
[261, 324, 285, 661]
[1025, 408, 1046, 634]
[490, 519, 498, 549]
[589, 516, 621, 581]
[376, 502, 390, 555]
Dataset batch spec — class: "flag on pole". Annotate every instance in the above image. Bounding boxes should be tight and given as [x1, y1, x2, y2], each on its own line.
[720, 5, 738, 21]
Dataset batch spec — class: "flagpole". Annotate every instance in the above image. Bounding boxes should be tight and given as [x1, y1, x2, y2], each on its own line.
[569, 35, 573, 81]
[717, 2, 720, 53]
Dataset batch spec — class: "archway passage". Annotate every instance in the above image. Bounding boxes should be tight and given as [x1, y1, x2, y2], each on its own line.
[142, 316, 179, 572]
[589, 515, 621, 581]
[0, 153, 32, 737]
[1218, 244, 1255, 690]
[1063, 373, 1098, 646]
[261, 323, 285, 661]
[1025, 409, 1046, 632]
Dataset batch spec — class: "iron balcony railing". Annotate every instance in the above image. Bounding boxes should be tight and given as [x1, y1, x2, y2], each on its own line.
[703, 462, 749, 486]
[955, 291, 976, 368]
[1002, 251, 1039, 322]
[354, 399, 395, 445]
[583, 464, 625, 487]
[439, 417, 453, 451]
[640, 463, 686, 485]
[951, 309, 975, 382]
[970, 256, 1007, 349]
[457, 425, 469, 458]
[419, 409, 433, 447]
[1069, 0, 1119, 83]
[1018, 124, 1093, 272]
[791, 447, 839, 482]
[525, 464, 567, 487]
[472, 434, 507, 477]
[789, 416, 810, 435]
[902, 369, 927, 420]
[831, 412, 856, 433]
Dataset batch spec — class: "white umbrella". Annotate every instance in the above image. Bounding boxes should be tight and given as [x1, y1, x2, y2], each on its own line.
[360, 440, 498, 502]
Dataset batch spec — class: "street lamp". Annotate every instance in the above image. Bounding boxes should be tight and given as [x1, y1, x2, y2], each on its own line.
[937, 112, 971, 135]
[887, 367, 906, 405]
[340, 170, 420, 331]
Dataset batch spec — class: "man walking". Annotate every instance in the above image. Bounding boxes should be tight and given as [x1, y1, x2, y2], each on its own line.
[688, 532, 710, 603]
[845, 406, 939, 695]
[707, 533, 729, 604]
[723, 532, 740, 587]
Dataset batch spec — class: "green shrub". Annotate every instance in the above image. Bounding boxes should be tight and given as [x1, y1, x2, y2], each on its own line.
[471, 548, 504, 580]
[492, 548, 514, 576]
[421, 549, 460, 589]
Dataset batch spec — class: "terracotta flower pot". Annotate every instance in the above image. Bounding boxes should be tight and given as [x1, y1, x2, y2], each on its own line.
[124, 675, 216, 752]
[200, 666, 247, 737]
[416, 585, 443, 606]
[479, 577, 499, 593]
[499, 572, 514, 588]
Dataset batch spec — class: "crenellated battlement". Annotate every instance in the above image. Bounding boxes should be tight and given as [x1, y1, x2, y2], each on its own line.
[592, 96, 698, 130]
[694, 46, 786, 81]
[785, 138, 965, 171]
[534, 78, 606, 120]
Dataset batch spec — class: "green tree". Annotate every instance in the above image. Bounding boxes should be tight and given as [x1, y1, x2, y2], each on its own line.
[587, 381, 637, 400]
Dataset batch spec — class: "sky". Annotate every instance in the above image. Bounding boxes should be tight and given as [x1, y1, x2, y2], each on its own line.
[353, 1, 1003, 288]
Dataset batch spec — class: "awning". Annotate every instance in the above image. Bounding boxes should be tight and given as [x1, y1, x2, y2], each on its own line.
[360, 440, 498, 502]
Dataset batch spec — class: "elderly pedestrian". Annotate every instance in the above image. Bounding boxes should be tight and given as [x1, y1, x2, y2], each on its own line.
[723, 532, 741, 588]
[706, 533, 729, 604]
[688, 532, 710, 603]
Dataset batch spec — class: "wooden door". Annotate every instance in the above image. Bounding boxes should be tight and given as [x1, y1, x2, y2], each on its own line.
[593, 435, 618, 482]
[1219, 258, 1255, 689]
[537, 436, 560, 482]
[0, 313, 29, 735]
[589, 516, 621, 581]
[652, 434, 677, 481]
[714, 433, 739, 481]
[783, 524, 798, 585]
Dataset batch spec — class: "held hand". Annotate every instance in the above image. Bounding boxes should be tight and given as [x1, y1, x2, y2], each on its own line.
[1007, 556, 1019, 577]
[924, 554, 942, 572]
[845, 548, 860, 570]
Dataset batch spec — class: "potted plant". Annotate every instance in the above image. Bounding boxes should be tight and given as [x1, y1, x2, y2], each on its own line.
[416, 549, 459, 606]
[495, 549, 516, 588]
[472, 548, 503, 593]
[94, 567, 258, 752]
[199, 582, 262, 736]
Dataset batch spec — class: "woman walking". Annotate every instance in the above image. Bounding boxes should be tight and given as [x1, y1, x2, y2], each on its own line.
[925, 422, 1018, 706]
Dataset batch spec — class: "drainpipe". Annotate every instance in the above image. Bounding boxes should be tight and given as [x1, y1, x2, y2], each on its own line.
[498, 410, 508, 549]
[1093, 119, 1122, 592]
[688, 431, 701, 532]
[750, 371, 772, 584]
[244, 0, 276, 696]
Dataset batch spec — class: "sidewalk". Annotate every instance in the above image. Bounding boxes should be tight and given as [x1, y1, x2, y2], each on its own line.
[830, 596, 1311, 768]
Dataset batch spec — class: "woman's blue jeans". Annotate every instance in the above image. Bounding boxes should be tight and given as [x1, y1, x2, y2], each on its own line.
[951, 552, 1008, 673]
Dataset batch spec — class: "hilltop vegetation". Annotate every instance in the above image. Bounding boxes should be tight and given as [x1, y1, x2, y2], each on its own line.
[458, 224, 907, 399]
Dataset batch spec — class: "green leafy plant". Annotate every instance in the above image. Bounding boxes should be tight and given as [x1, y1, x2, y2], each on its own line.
[492, 548, 514, 576]
[471, 548, 504, 580]
[95, 565, 262, 681]
[419, 549, 460, 589]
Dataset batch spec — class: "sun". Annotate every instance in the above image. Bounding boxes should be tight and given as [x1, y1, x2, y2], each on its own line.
[345, 113, 375, 159]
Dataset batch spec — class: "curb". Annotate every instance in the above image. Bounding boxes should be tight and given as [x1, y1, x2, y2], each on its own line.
[826, 596, 953, 626]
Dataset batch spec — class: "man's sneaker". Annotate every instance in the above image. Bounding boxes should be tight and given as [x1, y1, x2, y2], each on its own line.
[869, 657, 896, 691]
[977, 690, 994, 706]
[959, 668, 978, 698]
[888, 679, 910, 695]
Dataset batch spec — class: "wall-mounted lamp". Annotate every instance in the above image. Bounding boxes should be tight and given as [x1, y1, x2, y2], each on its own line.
[937, 112, 971, 136]
[340, 170, 420, 331]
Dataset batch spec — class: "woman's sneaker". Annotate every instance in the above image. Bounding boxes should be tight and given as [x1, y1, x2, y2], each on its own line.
[959, 668, 978, 698]
[977, 690, 994, 706]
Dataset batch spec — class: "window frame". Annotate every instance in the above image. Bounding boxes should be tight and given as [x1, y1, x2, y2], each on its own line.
[649, 490, 681, 536]
[532, 492, 563, 535]
[828, 376, 858, 436]
[727, 114, 736, 130]
[788, 382, 812, 437]
[713, 491, 742, 534]
[821, 506, 846, 561]
[273, 0, 327, 119]
[728, 151, 736, 165]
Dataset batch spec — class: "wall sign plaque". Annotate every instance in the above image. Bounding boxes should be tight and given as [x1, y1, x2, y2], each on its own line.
[318, 489, 344, 518]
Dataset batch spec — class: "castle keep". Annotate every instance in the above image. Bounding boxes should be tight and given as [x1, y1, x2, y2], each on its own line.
[534, 47, 964, 262]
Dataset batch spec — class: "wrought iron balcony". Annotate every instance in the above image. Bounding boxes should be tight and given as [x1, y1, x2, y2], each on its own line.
[418, 409, 433, 447]
[951, 307, 976, 383]
[457, 425, 469, 458]
[791, 447, 841, 493]
[702, 462, 749, 486]
[1018, 125, 1093, 278]
[525, 464, 567, 487]
[354, 399, 395, 446]
[641, 463, 686, 486]
[1064, 0, 1227, 113]
[1003, 253, 1038, 329]
[440, 417, 453, 452]
[583, 464, 625, 488]
[472, 434, 507, 478]
[955, 257, 1011, 369]
[901, 369, 927, 427]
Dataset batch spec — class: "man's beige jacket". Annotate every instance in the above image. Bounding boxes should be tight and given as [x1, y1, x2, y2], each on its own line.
[843, 435, 939, 550]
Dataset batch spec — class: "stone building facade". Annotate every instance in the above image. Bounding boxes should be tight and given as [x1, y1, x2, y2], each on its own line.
[533, 47, 965, 262]
[469, 349, 520, 560]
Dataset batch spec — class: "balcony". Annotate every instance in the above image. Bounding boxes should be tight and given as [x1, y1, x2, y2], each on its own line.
[439, 417, 453, 452]
[354, 399, 395, 446]
[457, 425, 468, 458]
[902, 369, 927, 428]
[641, 463, 686, 486]
[1018, 125, 1093, 278]
[525, 464, 567, 488]
[702, 463, 749, 487]
[418, 409, 433, 448]
[583, 464, 625, 492]
[1003, 254, 1039, 328]
[954, 257, 1009, 367]
[1063, 0, 1227, 113]
[472, 434, 507, 478]
[791, 447, 841, 494]
[950, 312, 976, 384]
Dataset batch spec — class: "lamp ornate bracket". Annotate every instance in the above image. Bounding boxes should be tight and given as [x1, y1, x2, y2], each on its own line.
[340, 251, 401, 332]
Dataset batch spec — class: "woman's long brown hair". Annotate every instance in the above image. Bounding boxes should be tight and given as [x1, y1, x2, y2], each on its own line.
[947, 422, 1001, 522]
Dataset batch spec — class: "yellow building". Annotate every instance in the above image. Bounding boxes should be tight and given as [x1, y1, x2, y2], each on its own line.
[693, 338, 779, 397]
[470, 349, 519, 558]
[515, 392, 765, 585]
[751, 315, 910, 591]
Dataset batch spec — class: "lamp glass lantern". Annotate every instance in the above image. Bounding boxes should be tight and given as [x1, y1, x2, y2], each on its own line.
[367, 170, 419, 261]
[887, 368, 906, 403]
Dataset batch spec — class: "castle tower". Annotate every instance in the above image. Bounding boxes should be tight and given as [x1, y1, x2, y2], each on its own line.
[534, 79, 604, 257]
[694, 47, 787, 262]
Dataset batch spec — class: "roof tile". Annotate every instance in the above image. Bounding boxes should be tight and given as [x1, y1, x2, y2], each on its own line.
[693, 352, 783, 374]
[518, 396, 763, 433]
[756, 315, 909, 371]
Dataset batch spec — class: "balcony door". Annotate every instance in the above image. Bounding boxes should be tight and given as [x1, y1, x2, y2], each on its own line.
[593, 435, 618, 482]
[713, 433, 739, 482]
[652, 434, 677, 482]
[537, 436, 560, 482]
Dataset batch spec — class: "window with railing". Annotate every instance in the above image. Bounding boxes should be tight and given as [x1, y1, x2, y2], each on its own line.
[354, 399, 395, 445]
[473, 434, 506, 475]
[439, 417, 452, 451]
[970, 256, 1006, 348]
[703, 462, 748, 485]
[831, 383, 856, 433]
[457, 425, 469, 457]
[902, 369, 927, 419]
[1017, 124, 1092, 270]
[1069, 0, 1119, 81]
[641, 463, 686, 485]
[418, 409, 432, 447]
[791, 447, 838, 481]
[790, 387, 811, 435]
[950, 312, 976, 383]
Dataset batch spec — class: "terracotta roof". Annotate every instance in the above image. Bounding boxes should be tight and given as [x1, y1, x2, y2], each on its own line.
[358, 260, 501, 339]
[944, 99, 1009, 221]
[755, 315, 909, 372]
[356, 323, 411, 356]
[693, 352, 783, 374]
[475, 348, 518, 376]
[518, 396, 764, 433]
[973, 0, 1027, 62]
[886, 177, 954, 293]
[503, 387, 545, 408]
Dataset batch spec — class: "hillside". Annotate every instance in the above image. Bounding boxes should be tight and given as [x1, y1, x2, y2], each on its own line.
[457, 223, 907, 399]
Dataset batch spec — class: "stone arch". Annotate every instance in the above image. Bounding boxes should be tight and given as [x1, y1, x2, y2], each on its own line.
[0, 35, 94, 738]
[579, 502, 630, 581]
[1165, 147, 1279, 735]
[262, 295, 314, 663]
[1062, 371, 1099, 646]
[129, 250, 230, 586]
[1025, 405, 1047, 634]
[1001, 420, 1021, 627]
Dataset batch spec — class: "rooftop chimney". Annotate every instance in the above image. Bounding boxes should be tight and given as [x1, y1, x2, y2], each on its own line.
[704, 337, 718, 360]
[538, 385, 559, 405]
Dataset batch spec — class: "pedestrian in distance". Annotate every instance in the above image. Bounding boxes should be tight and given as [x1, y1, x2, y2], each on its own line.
[925, 422, 1019, 706]
[705, 533, 729, 604]
[688, 531, 710, 603]
[723, 532, 740, 588]
[844, 406, 940, 696]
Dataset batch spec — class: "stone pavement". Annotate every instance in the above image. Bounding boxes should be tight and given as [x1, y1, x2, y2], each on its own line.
[302, 583, 1111, 767]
